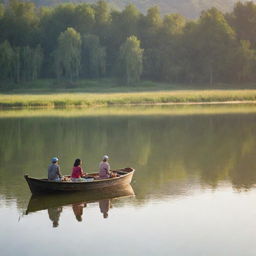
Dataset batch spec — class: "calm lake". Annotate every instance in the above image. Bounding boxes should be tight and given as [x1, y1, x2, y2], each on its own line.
[1, 105, 256, 256]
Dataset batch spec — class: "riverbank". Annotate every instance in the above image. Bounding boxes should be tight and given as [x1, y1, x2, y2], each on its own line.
[1, 79, 256, 108]
[1, 89, 256, 108]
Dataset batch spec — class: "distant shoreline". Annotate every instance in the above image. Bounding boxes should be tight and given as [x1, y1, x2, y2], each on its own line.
[1, 88, 256, 109]
[4, 101, 256, 109]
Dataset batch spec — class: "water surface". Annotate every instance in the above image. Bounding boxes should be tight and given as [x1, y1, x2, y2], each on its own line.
[1, 105, 256, 256]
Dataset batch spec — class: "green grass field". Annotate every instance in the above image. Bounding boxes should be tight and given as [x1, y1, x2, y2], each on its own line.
[1, 89, 256, 108]
[1, 79, 256, 108]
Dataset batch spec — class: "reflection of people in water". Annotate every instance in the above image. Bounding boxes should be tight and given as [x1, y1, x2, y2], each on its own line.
[99, 199, 111, 218]
[48, 207, 62, 228]
[72, 203, 87, 222]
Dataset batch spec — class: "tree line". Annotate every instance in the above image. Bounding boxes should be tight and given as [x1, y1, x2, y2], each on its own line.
[1, 0, 256, 86]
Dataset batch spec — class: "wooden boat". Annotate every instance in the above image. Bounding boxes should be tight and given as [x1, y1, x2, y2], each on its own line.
[24, 167, 135, 194]
[26, 184, 135, 214]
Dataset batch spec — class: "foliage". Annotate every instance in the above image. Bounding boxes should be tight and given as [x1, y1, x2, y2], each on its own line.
[55, 27, 81, 82]
[118, 36, 143, 85]
[0, 40, 14, 80]
[228, 1, 256, 47]
[0, 40, 43, 84]
[0, 1, 256, 86]
[184, 8, 236, 84]
[81, 34, 106, 78]
[0, 0, 39, 46]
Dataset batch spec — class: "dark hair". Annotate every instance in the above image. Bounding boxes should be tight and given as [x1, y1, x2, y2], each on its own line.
[74, 158, 81, 167]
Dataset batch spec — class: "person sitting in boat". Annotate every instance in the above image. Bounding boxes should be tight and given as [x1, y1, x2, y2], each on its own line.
[71, 158, 87, 182]
[99, 155, 117, 179]
[48, 157, 62, 181]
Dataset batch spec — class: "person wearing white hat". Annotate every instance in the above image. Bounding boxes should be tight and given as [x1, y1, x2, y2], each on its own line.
[99, 155, 111, 179]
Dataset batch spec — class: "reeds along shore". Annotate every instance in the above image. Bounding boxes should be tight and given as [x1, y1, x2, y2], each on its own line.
[1, 89, 256, 108]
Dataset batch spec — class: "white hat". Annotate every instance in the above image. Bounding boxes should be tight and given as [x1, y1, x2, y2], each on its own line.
[103, 155, 109, 160]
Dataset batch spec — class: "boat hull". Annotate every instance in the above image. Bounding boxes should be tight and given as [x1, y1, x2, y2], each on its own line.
[24, 168, 135, 194]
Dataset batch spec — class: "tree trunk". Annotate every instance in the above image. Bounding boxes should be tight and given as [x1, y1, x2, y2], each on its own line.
[209, 64, 213, 86]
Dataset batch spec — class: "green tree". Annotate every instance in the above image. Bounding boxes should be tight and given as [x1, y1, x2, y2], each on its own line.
[39, 4, 76, 55]
[118, 36, 143, 85]
[93, 0, 111, 41]
[13, 47, 21, 83]
[0, 40, 14, 81]
[144, 6, 162, 29]
[0, 3, 4, 18]
[0, 0, 39, 46]
[147, 13, 186, 82]
[111, 5, 140, 40]
[19, 45, 44, 81]
[20, 46, 32, 81]
[0, 44, 44, 83]
[228, 2, 256, 47]
[81, 34, 106, 78]
[162, 14, 186, 37]
[55, 27, 81, 82]
[94, 0, 110, 26]
[31, 45, 44, 80]
[185, 8, 236, 84]
[139, 6, 162, 48]
[75, 4, 95, 35]
[108, 5, 141, 72]
[230, 40, 256, 82]
[138, 6, 163, 81]
[110, 5, 141, 49]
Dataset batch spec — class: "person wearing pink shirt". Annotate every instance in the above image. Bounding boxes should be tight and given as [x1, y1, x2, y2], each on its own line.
[99, 155, 111, 179]
[71, 159, 87, 181]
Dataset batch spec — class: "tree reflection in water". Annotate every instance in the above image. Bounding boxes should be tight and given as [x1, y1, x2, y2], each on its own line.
[1, 112, 256, 208]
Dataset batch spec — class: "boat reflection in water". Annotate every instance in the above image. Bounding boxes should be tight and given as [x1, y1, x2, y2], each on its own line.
[26, 185, 134, 227]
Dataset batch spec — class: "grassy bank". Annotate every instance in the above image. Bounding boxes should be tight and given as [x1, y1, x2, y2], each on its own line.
[2, 78, 256, 93]
[1, 79, 256, 108]
[1, 89, 256, 108]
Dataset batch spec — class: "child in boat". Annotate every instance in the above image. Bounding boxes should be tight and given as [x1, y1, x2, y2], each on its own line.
[48, 157, 62, 181]
[71, 159, 87, 182]
[99, 155, 117, 179]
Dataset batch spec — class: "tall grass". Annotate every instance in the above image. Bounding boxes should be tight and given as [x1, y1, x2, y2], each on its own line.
[1, 90, 256, 108]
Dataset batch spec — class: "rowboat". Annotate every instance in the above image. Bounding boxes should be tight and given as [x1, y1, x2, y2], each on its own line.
[24, 167, 135, 194]
[26, 184, 135, 215]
